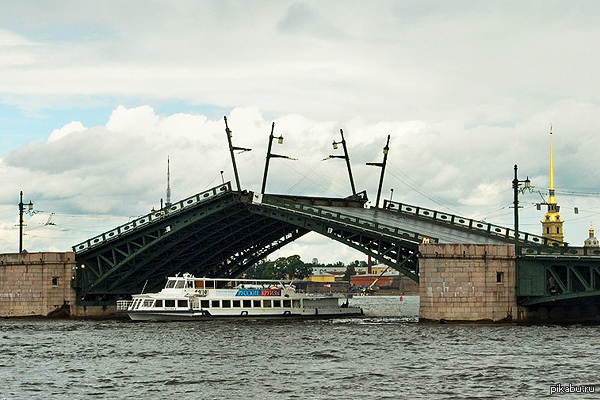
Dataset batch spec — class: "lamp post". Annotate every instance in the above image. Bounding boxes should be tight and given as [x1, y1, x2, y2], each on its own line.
[366, 135, 390, 208]
[224, 116, 252, 192]
[18, 191, 34, 253]
[324, 129, 357, 197]
[261, 122, 294, 194]
[512, 164, 531, 254]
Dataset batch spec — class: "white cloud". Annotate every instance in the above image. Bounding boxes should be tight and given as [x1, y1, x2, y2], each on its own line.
[1, 103, 599, 258]
[0, 2, 599, 259]
[47, 121, 86, 143]
[0, 2, 596, 122]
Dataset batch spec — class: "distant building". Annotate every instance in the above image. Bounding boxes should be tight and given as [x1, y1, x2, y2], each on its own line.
[305, 271, 336, 282]
[541, 126, 564, 243]
[584, 226, 599, 248]
[371, 266, 399, 276]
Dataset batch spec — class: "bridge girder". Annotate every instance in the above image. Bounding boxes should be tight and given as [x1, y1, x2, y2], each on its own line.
[249, 194, 426, 282]
[74, 182, 569, 305]
[518, 256, 600, 306]
[73, 186, 309, 303]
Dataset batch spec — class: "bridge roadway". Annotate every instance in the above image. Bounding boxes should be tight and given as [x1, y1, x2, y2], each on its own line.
[72, 182, 584, 306]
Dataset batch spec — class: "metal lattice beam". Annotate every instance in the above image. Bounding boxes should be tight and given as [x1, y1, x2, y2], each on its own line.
[518, 257, 600, 306]
[249, 196, 423, 282]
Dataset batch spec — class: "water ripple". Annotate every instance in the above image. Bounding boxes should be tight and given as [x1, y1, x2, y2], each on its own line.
[0, 300, 599, 399]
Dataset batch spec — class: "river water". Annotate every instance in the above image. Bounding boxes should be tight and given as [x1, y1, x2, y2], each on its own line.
[1, 296, 599, 399]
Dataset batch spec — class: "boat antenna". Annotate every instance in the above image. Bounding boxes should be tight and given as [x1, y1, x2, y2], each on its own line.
[166, 156, 172, 208]
[141, 279, 148, 294]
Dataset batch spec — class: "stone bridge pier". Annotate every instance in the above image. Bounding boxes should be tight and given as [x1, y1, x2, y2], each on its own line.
[418, 243, 600, 322]
[418, 243, 524, 322]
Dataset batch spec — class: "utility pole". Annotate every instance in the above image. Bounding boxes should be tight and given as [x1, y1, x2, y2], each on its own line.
[18, 191, 33, 253]
[512, 164, 531, 254]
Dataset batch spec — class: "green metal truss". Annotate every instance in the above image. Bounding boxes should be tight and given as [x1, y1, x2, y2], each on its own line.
[249, 194, 434, 282]
[518, 257, 600, 306]
[73, 185, 309, 303]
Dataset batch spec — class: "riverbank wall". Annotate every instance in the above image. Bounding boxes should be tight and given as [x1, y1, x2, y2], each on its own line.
[0, 252, 117, 318]
[0, 252, 76, 317]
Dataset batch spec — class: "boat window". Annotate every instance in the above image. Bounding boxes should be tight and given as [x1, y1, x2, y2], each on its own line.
[222, 300, 231, 308]
[233, 300, 241, 308]
[243, 300, 252, 308]
[200, 300, 209, 308]
[178, 299, 188, 308]
[292, 300, 301, 308]
[211, 300, 220, 308]
[253, 300, 261, 308]
[165, 280, 176, 289]
[263, 300, 272, 308]
[165, 300, 176, 307]
[143, 299, 154, 307]
[155, 299, 163, 307]
[283, 299, 291, 308]
[205, 281, 215, 289]
[186, 281, 194, 288]
[195, 280, 204, 289]
[174, 280, 185, 289]
[273, 300, 281, 308]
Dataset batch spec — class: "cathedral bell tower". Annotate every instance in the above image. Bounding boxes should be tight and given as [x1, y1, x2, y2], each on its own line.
[541, 125, 564, 244]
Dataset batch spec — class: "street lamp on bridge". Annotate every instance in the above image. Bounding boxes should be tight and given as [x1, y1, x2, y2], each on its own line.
[366, 135, 391, 208]
[323, 129, 357, 197]
[224, 116, 252, 192]
[512, 164, 532, 254]
[18, 191, 34, 253]
[261, 122, 295, 194]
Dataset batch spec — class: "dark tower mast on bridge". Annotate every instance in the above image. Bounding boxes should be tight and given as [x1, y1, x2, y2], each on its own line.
[224, 116, 252, 191]
[366, 135, 390, 208]
[165, 156, 171, 208]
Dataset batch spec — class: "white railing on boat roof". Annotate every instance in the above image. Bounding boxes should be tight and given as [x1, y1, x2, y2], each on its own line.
[116, 300, 133, 311]
[171, 275, 294, 286]
[73, 182, 232, 254]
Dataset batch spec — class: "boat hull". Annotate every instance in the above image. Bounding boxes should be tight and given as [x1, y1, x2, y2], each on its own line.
[126, 307, 363, 321]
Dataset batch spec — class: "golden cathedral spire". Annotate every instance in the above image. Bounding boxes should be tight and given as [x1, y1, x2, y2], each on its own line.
[542, 124, 564, 244]
[548, 124, 556, 205]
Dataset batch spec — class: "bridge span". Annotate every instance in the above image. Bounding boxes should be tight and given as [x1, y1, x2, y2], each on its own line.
[72, 182, 567, 306]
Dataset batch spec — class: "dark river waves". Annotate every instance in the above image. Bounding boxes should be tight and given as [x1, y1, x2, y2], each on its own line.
[1, 317, 599, 399]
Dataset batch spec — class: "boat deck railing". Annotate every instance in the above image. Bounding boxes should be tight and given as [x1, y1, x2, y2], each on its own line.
[116, 300, 132, 311]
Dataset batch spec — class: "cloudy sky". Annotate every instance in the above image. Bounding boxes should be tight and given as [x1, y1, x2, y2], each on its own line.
[1, 1, 599, 263]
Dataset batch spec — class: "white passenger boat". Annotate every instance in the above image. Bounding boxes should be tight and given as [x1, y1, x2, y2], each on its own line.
[117, 273, 363, 321]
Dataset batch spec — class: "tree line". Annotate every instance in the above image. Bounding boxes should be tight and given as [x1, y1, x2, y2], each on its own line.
[242, 255, 372, 281]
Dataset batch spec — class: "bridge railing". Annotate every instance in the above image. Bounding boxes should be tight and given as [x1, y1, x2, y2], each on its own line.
[520, 244, 600, 257]
[256, 194, 438, 244]
[73, 182, 232, 254]
[382, 200, 560, 246]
